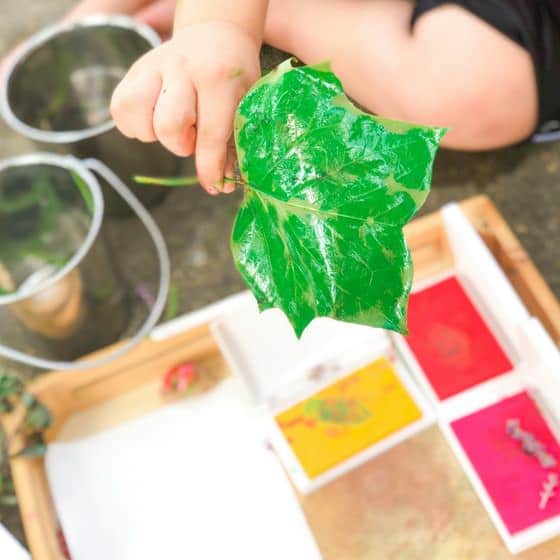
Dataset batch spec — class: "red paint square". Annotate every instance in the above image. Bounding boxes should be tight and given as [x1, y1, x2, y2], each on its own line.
[452, 392, 560, 534]
[405, 276, 513, 399]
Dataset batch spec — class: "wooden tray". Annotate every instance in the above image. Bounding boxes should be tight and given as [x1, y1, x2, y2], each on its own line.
[3, 195, 560, 560]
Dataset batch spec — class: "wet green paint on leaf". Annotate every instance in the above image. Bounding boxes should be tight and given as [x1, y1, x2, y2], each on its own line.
[231, 60, 445, 336]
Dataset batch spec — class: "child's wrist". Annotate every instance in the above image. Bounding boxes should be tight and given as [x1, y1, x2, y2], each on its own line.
[173, 17, 264, 49]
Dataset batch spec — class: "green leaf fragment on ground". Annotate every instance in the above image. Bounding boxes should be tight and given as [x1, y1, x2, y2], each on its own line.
[0, 373, 24, 399]
[164, 282, 181, 322]
[23, 399, 53, 431]
[232, 60, 445, 336]
[12, 442, 47, 458]
[0, 495, 18, 507]
[71, 171, 94, 214]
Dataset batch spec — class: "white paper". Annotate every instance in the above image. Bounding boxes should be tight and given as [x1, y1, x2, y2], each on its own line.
[0, 523, 30, 560]
[212, 293, 387, 403]
[46, 378, 322, 560]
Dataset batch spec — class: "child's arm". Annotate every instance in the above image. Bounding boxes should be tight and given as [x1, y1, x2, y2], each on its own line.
[111, 1, 268, 195]
[173, 0, 268, 44]
[65, 0, 155, 20]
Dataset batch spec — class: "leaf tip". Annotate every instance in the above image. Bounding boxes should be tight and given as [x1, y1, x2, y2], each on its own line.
[434, 127, 449, 144]
[390, 313, 409, 336]
[291, 315, 315, 339]
[396, 324, 409, 336]
[309, 60, 333, 74]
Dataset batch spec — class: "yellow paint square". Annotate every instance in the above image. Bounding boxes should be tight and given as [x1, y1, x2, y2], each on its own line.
[275, 357, 422, 478]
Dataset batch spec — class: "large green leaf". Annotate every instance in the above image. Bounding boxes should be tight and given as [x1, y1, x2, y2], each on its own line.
[135, 60, 445, 336]
[232, 60, 445, 336]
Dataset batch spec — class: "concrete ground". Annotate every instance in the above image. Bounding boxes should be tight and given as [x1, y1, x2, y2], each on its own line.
[0, 0, 559, 551]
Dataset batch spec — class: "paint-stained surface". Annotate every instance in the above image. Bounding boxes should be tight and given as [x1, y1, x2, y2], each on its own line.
[276, 358, 422, 478]
[299, 427, 560, 560]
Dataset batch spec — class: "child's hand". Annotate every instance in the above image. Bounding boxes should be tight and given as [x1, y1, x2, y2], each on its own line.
[110, 21, 260, 195]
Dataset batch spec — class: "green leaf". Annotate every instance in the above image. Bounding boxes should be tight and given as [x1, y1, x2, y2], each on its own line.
[20, 393, 36, 408]
[0, 373, 24, 399]
[0, 474, 17, 507]
[0, 495, 18, 507]
[12, 442, 47, 458]
[71, 171, 94, 214]
[0, 399, 13, 414]
[0, 474, 14, 494]
[232, 60, 445, 336]
[12, 434, 47, 458]
[0, 183, 43, 212]
[23, 399, 53, 431]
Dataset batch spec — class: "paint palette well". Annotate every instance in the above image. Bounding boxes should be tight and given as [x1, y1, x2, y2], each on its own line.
[405, 276, 513, 400]
[451, 392, 560, 535]
[275, 357, 423, 479]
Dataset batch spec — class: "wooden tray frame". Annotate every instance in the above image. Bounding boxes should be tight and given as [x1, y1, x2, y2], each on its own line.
[3, 195, 560, 560]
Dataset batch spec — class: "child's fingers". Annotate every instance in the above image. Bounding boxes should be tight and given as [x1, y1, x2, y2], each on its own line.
[195, 87, 241, 194]
[110, 64, 161, 142]
[223, 140, 238, 194]
[153, 70, 197, 157]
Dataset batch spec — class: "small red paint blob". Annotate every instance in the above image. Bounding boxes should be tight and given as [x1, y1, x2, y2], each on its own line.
[161, 363, 198, 395]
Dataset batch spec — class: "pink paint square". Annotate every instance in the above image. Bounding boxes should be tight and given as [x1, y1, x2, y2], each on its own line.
[451, 392, 560, 534]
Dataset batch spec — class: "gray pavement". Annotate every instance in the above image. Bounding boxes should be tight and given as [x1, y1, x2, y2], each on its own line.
[0, 0, 559, 549]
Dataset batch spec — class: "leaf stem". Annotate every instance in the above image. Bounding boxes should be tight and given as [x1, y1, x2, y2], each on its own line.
[134, 175, 244, 188]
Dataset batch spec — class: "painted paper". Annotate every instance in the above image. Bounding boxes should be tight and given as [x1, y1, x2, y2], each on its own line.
[406, 276, 513, 399]
[452, 392, 560, 534]
[276, 357, 422, 478]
